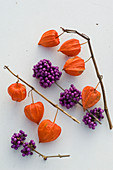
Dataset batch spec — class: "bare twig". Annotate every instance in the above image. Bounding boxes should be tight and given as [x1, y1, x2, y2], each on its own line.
[4, 65, 80, 124]
[33, 148, 70, 160]
[60, 27, 112, 129]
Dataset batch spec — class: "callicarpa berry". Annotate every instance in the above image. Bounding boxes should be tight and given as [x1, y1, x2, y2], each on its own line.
[21, 140, 36, 157]
[83, 107, 104, 130]
[11, 130, 27, 150]
[33, 59, 62, 88]
[59, 84, 82, 109]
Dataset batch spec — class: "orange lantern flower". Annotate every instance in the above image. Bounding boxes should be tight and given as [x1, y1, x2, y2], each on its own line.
[82, 86, 101, 110]
[8, 83, 26, 102]
[58, 39, 81, 56]
[38, 119, 61, 143]
[38, 30, 60, 47]
[63, 56, 85, 76]
[24, 102, 44, 124]
[38, 109, 61, 143]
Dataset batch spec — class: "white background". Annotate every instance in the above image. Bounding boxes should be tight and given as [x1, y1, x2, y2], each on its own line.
[0, 0, 113, 170]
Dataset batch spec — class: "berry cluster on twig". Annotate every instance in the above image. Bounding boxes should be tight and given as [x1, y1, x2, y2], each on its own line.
[83, 108, 104, 129]
[11, 130, 70, 160]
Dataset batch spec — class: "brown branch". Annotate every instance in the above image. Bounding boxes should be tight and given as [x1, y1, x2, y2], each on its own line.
[60, 27, 112, 129]
[55, 82, 101, 124]
[4, 65, 80, 124]
[33, 148, 70, 160]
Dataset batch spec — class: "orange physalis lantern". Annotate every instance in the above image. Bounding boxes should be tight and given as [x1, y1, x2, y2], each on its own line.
[38, 119, 61, 143]
[38, 109, 61, 143]
[58, 39, 81, 56]
[24, 90, 44, 124]
[82, 86, 101, 110]
[24, 102, 44, 124]
[38, 30, 60, 47]
[63, 56, 85, 76]
[8, 83, 26, 102]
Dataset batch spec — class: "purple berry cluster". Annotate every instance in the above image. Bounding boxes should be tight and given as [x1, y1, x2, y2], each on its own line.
[11, 130, 27, 150]
[32, 59, 62, 88]
[11, 130, 36, 157]
[21, 140, 36, 157]
[83, 107, 104, 130]
[59, 84, 82, 109]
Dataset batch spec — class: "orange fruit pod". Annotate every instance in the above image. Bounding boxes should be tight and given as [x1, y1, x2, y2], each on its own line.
[63, 56, 85, 76]
[82, 86, 101, 110]
[24, 102, 44, 124]
[58, 39, 82, 56]
[24, 90, 44, 124]
[38, 30, 60, 47]
[38, 119, 61, 143]
[38, 109, 61, 143]
[8, 83, 27, 102]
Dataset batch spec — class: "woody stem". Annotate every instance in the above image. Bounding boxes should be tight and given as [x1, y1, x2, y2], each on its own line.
[31, 90, 34, 103]
[28, 89, 34, 103]
[53, 108, 58, 123]
[55, 82, 101, 124]
[32, 148, 47, 159]
[95, 82, 100, 90]
[85, 56, 92, 63]
[43, 154, 70, 160]
[56, 31, 64, 38]
[4, 65, 80, 124]
[80, 42, 88, 45]
[60, 27, 112, 130]
[16, 75, 19, 84]
[33, 149, 70, 160]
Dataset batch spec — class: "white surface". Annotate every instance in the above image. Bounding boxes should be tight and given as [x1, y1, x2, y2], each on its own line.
[0, 0, 113, 170]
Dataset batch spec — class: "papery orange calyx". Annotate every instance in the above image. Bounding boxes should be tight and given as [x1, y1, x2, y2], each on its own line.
[8, 83, 27, 102]
[38, 119, 61, 143]
[24, 102, 44, 124]
[63, 56, 85, 76]
[38, 30, 60, 47]
[82, 86, 101, 110]
[58, 39, 81, 56]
